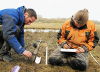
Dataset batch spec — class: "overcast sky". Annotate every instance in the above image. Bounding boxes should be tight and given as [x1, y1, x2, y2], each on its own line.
[0, 0, 100, 21]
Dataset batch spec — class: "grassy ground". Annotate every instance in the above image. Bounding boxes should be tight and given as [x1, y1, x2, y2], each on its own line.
[0, 23, 100, 72]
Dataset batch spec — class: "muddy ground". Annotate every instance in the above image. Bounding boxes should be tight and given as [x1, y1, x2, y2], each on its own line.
[0, 31, 100, 72]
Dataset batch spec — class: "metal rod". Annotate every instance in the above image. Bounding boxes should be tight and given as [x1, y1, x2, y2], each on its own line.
[46, 46, 48, 65]
[90, 52, 100, 65]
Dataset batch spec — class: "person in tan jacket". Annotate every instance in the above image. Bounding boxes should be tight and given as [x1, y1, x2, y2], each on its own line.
[49, 9, 99, 71]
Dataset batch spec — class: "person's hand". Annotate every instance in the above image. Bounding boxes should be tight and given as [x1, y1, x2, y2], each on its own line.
[76, 47, 85, 53]
[22, 50, 32, 58]
[63, 44, 71, 49]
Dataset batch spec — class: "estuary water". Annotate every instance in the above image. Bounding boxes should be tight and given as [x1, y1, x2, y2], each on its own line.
[24, 29, 59, 32]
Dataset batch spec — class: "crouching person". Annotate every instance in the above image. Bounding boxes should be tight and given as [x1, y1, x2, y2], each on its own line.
[0, 6, 37, 62]
[49, 9, 99, 71]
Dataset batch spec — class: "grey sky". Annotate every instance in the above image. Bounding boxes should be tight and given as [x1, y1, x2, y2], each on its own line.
[0, 0, 100, 21]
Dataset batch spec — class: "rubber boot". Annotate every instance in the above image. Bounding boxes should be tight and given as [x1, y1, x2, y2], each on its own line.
[0, 41, 13, 62]
[0, 25, 20, 62]
[3, 55, 14, 62]
[0, 54, 3, 61]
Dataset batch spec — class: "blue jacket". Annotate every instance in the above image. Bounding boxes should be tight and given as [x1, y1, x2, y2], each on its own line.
[0, 6, 26, 55]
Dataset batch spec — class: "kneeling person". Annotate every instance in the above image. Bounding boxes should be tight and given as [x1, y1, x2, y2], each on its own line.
[0, 6, 37, 62]
[49, 10, 99, 71]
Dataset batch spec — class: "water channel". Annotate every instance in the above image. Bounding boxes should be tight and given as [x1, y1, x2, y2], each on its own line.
[24, 29, 60, 32]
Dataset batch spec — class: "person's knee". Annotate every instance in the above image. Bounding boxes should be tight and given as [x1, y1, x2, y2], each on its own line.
[49, 57, 63, 66]
[0, 25, 3, 37]
[15, 26, 20, 37]
[69, 59, 87, 71]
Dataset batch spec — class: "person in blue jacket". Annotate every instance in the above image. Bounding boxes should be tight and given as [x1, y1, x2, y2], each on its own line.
[0, 6, 37, 62]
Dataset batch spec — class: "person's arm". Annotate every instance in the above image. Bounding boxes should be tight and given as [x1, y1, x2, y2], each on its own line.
[76, 22, 99, 53]
[82, 22, 99, 52]
[2, 12, 25, 55]
[57, 21, 71, 48]
[7, 36, 25, 54]
[17, 27, 25, 48]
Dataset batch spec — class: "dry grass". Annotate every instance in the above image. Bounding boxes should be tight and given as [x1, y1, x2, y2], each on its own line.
[24, 23, 100, 30]
[24, 23, 63, 30]
[0, 24, 100, 72]
[0, 31, 100, 72]
[96, 25, 100, 37]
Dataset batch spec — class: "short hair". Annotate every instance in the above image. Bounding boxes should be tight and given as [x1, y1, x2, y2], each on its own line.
[74, 10, 88, 24]
[25, 9, 37, 19]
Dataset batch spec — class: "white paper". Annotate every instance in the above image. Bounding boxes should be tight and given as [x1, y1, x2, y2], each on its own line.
[35, 57, 41, 64]
[60, 48, 77, 52]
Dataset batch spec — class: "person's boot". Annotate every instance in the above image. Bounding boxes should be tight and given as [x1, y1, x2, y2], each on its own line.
[3, 55, 14, 62]
[0, 41, 13, 62]
[0, 54, 3, 61]
[0, 53, 14, 62]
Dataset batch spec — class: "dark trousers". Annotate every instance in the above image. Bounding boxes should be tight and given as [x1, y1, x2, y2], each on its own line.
[0, 25, 20, 56]
[49, 45, 88, 71]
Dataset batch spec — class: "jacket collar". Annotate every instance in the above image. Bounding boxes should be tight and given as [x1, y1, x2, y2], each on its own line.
[70, 17, 87, 30]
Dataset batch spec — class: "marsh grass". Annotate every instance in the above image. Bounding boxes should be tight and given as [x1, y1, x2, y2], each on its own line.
[0, 31, 100, 72]
[24, 23, 100, 30]
[0, 23, 100, 72]
[24, 23, 63, 29]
